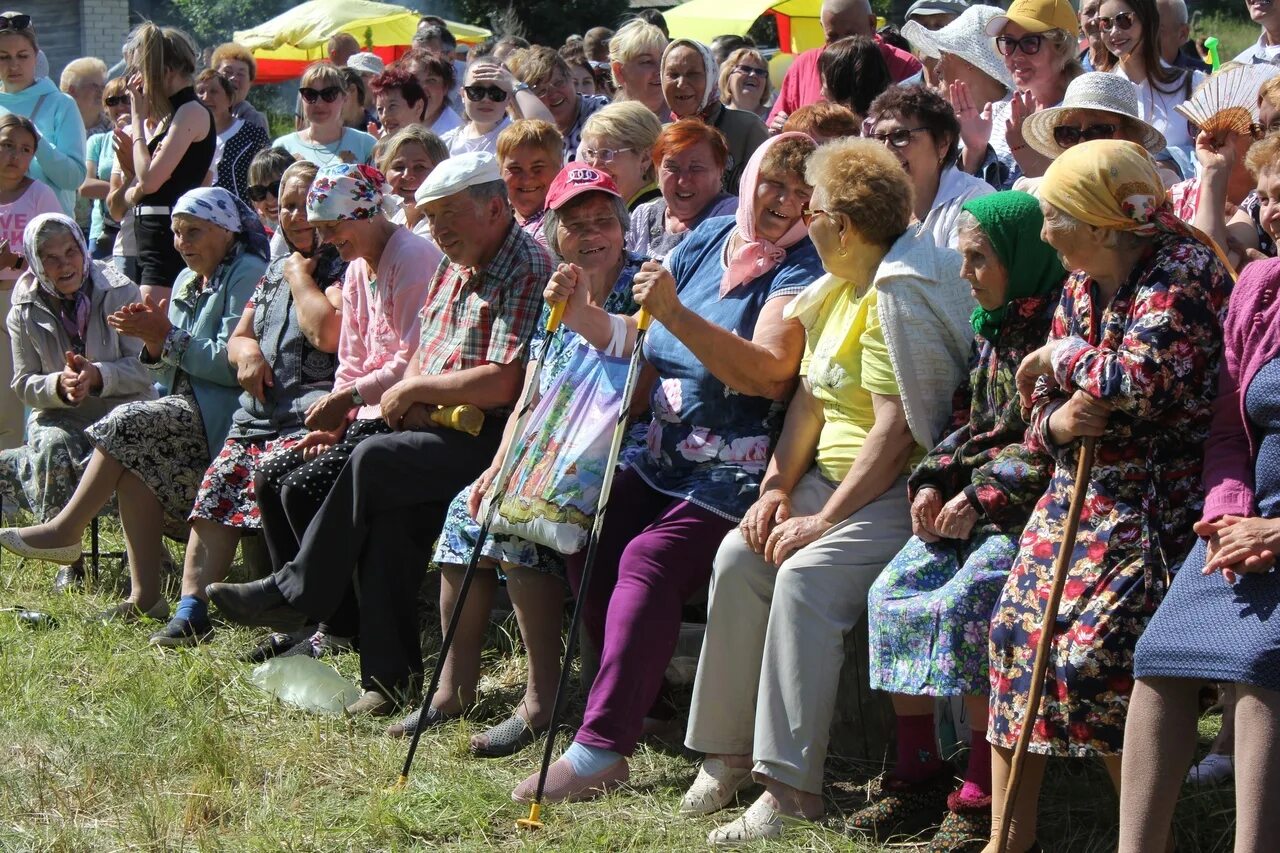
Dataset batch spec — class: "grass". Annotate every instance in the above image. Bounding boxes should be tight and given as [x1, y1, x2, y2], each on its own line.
[1192, 11, 1265, 62]
[0, 518, 1241, 851]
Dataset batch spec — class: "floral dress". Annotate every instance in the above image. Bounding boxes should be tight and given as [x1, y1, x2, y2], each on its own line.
[868, 291, 1059, 696]
[988, 233, 1231, 757]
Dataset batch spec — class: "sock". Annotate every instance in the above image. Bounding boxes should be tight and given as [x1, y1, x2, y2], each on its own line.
[174, 595, 208, 623]
[562, 741, 623, 777]
[958, 727, 993, 801]
[893, 712, 942, 783]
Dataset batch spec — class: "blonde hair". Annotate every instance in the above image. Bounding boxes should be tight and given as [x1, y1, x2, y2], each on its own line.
[718, 48, 772, 107]
[1247, 133, 1280, 177]
[1261, 76, 1280, 114]
[124, 22, 198, 121]
[300, 60, 348, 92]
[582, 101, 662, 153]
[210, 42, 257, 81]
[59, 57, 107, 93]
[279, 159, 319, 199]
[375, 126, 449, 173]
[608, 19, 667, 86]
[497, 119, 563, 163]
[805, 138, 912, 248]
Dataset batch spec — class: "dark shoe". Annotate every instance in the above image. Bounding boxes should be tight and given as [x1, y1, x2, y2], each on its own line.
[386, 704, 456, 738]
[345, 689, 399, 716]
[928, 790, 992, 852]
[53, 561, 86, 593]
[848, 765, 954, 836]
[149, 614, 214, 647]
[280, 630, 355, 659]
[239, 626, 317, 663]
[206, 578, 306, 630]
[470, 714, 545, 758]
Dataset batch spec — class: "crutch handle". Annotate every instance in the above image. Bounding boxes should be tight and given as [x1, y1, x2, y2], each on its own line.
[636, 307, 653, 331]
[547, 300, 566, 332]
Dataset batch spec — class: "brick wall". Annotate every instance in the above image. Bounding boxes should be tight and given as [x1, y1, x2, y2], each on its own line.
[81, 0, 131, 69]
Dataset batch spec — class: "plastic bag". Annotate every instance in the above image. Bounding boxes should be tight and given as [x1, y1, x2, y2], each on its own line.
[489, 338, 629, 554]
[249, 656, 361, 715]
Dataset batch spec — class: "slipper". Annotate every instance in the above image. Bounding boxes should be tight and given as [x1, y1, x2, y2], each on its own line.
[385, 704, 458, 738]
[470, 714, 544, 758]
[707, 798, 820, 846]
[679, 758, 755, 816]
[511, 756, 628, 804]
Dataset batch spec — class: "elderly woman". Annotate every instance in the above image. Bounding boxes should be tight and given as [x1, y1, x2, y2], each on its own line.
[608, 19, 668, 120]
[517, 46, 610, 162]
[1118, 258, 1280, 853]
[511, 133, 825, 804]
[0, 214, 155, 591]
[195, 69, 270, 205]
[660, 39, 767, 193]
[495, 119, 561, 245]
[368, 69, 429, 138]
[856, 192, 1064, 845]
[273, 61, 377, 168]
[0, 187, 268, 621]
[578, 102, 663, 210]
[627, 119, 736, 261]
[210, 42, 269, 134]
[148, 162, 347, 646]
[719, 47, 772, 118]
[867, 84, 994, 249]
[986, 140, 1231, 853]
[391, 165, 642, 754]
[679, 139, 974, 845]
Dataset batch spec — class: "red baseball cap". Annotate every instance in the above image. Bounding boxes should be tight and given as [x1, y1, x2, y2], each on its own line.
[545, 164, 622, 211]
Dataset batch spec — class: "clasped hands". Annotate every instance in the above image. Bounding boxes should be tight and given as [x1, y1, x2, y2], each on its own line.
[1197, 515, 1280, 585]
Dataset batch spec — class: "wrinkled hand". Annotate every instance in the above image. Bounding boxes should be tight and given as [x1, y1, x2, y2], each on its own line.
[911, 487, 944, 542]
[949, 80, 993, 154]
[544, 262, 589, 327]
[283, 251, 319, 289]
[1200, 515, 1280, 583]
[236, 347, 274, 402]
[632, 261, 681, 324]
[297, 427, 343, 461]
[58, 351, 102, 404]
[739, 488, 792, 554]
[1015, 342, 1057, 410]
[378, 377, 419, 430]
[1048, 389, 1112, 444]
[764, 514, 832, 566]
[768, 110, 790, 133]
[399, 402, 435, 431]
[466, 465, 500, 520]
[304, 388, 355, 431]
[107, 296, 171, 349]
[1195, 128, 1237, 173]
[1005, 90, 1039, 151]
[935, 492, 979, 540]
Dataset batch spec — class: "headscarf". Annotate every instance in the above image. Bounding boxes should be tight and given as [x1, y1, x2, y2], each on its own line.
[172, 186, 271, 261]
[662, 38, 718, 116]
[721, 131, 813, 295]
[23, 212, 92, 347]
[1039, 139, 1236, 280]
[961, 191, 1066, 340]
[306, 163, 403, 223]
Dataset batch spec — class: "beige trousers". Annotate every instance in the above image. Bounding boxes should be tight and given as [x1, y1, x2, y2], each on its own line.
[0, 288, 23, 450]
[685, 468, 912, 794]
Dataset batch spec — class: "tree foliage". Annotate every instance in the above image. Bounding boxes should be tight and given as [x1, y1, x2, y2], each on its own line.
[160, 0, 293, 48]
[455, 0, 631, 46]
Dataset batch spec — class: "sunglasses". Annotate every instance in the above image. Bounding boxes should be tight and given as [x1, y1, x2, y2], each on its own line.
[1053, 122, 1119, 147]
[0, 13, 31, 31]
[869, 126, 930, 148]
[1187, 121, 1267, 141]
[800, 207, 834, 226]
[733, 65, 769, 79]
[247, 184, 279, 202]
[299, 86, 343, 104]
[463, 85, 509, 103]
[1095, 11, 1136, 32]
[104, 95, 129, 107]
[995, 34, 1045, 56]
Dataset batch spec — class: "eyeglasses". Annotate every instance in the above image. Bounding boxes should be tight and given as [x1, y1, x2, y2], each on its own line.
[1187, 120, 1267, 141]
[581, 146, 634, 164]
[247, 184, 279, 202]
[732, 65, 769, 79]
[995, 34, 1045, 56]
[800, 207, 835, 226]
[464, 85, 509, 103]
[1052, 122, 1119, 147]
[299, 86, 343, 104]
[104, 95, 129, 107]
[1095, 11, 1136, 32]
[869, 126, 930, 148]
[0, 13, 31, 31]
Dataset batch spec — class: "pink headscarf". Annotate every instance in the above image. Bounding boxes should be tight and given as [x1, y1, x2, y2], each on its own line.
[720, 131, 813, 296]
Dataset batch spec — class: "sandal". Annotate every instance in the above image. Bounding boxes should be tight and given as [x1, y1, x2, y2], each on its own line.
[847, 765, 954, 836]
[679, 758, 755, 816]
[707, 798, 821, 846]
[470, 714, 544, 758]
[385, 704, 458, 738]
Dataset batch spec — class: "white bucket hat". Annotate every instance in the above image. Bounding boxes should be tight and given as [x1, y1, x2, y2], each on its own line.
[903, 5, 1014, 93]
[1022, 72, 1167, 158]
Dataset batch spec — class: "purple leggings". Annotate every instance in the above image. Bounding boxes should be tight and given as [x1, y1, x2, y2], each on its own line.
[567, 468, 735, 756]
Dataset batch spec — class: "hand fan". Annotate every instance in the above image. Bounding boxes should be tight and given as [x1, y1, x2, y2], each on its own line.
[1175, 64, 1280, 136]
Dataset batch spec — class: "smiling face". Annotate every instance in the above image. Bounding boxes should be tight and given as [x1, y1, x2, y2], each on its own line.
[0, 123, 35, 189]
[314, 217, 379, 263]
[957, 225, 1009, 310]
[277, 175, 316, 253]
[384, 141, 437, 205]
[868, 112, 948, 191]
[195, 78, 231, 118]
[1098, 0, 1143, 61]
[36, 228, 86, 296]
[375, 89, 425, 135]
[217, 59, 253, 105]
[501, 143, 558, 219]
[1256, 166, 1280, 241]
[532, 69, 579, 131]
[0, 32, 35, 93]
[422, 190, 501, 266]
[662, 45, 708, 119]
[1250, 0, 1280, 30]
[999, 22, 1062, 91]
[172, 215, 236, 278]
[659, 139, 724, 222]
[556, 192, 624, 273]
[579, 131, 650, 201]
[727, 58, 768, 111]
[615, 51, 665, 114]
[752, 166, 811, 243]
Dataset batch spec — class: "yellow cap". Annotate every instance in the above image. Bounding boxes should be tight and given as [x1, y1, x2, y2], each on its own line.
[984, 0, 1080, 37]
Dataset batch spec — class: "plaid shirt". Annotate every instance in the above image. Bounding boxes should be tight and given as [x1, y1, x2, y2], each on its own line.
[416, 220, 553, 376]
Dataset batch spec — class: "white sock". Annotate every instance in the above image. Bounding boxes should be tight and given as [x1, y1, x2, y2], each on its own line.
[562, 741, 622, 776]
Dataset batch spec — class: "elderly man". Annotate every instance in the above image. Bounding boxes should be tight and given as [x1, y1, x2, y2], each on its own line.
[1156, 0, 1211, 72]
[59, 58, 108, 135]
[1234, 0, 1280, 64]
[328, 32, 361, 66]
[766, 0, 922, 129]
[209, 153, 553, 716]
[210, 43, 270, 133]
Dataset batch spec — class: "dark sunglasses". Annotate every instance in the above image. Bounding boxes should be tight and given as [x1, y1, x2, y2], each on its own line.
[733, 65, 769, 79]
[995, 34, 1044, 56]
[247, 184, 279, 202]
[1095, 11, 1136, 32]
[0, 13, 31, 31]
[1053, 122, 1119, 147]
[104, 95, 129, 107]
[299, 86, 343, 104]
[869, 126, 929, 148]
[463, 85, 508, 103]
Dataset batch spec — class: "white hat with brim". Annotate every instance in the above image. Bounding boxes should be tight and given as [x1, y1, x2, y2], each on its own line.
[906, 0, 970, 20]
[347, 52, 385, 76]
[1022, 72, 1167, 158]
[903, 5, 1013, 92]
[415, 151, 502, 206]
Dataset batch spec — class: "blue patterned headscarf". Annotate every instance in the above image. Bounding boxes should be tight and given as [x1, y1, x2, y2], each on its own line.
[172, 187, 271, 260]
[306, 163, 402, 222]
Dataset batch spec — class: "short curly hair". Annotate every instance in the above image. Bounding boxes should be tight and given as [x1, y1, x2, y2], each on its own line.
[759, 135, 817, 183]
[867, 84, 962, 168]
[783, 103, 860, 141]
[1247, 132, 1280, 178]
[805, 138, 912, 248]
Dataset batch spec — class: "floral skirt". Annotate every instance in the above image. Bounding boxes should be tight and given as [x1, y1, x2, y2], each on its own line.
[0, 410, 96, 522]
[868, 531, 1018, 697]
[188, 431, 307, 529]
[86, 394, 209, 524]
[432, 480, 565, 575]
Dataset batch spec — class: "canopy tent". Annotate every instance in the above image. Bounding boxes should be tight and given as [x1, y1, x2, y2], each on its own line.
[664, 0, 824, 56]
[234, 0, 492, 83]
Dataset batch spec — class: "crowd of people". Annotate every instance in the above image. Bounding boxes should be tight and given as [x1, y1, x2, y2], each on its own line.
[0, 0, 1277, 849]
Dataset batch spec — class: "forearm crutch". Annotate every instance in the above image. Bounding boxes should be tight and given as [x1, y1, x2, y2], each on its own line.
[394, 307, 565, 787]
[994, 435, 1097, 853]
[517, 308, 653, 830]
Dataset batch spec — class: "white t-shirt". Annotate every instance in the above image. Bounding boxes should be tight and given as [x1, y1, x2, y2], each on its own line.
[441, 116, 511, 156]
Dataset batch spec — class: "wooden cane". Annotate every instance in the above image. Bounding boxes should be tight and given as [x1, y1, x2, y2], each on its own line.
[994, 435, 1097, 853]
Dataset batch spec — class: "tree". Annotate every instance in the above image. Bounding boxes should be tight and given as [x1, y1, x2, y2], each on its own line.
[159, 0, 293, 49]
[455, 0, 631, 47]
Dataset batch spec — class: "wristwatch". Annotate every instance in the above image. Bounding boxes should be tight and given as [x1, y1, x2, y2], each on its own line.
[350, 387, 365, 407]
[513, 82, 531, 93]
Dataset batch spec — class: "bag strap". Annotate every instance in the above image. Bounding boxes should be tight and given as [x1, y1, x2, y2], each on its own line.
[27, 93, 48, 123]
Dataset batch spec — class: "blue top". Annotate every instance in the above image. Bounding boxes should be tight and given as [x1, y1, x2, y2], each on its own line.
[1248, 358, 1280, 518]
[0, 77, 86, 216]
[86, 131, 115, 242]
[630, 215, 824, 520]
[272, 128, 377, 168]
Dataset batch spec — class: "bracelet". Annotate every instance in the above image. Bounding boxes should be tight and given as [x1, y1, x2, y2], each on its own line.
[1010, 142, 1027, 152]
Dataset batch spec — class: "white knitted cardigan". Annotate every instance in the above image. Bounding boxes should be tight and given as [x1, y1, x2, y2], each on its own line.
[785, 230, 976, 451]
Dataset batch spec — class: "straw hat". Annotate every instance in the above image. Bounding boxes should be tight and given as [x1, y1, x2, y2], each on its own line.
[903, 5, 1014, 93]
[1022, 72, 1167, 158]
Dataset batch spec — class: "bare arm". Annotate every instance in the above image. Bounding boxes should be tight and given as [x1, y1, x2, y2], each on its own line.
[225, 300, 258, 369]
[664, 297, 804, 400]
[129, 103, 209, 197]
[80, 160, 110, 200]
[284, 254, 343, 353]
[759, 378, 826, 496]
[379, 357, 526, 429]
[816, 393, 916, 525]
[106, 167, 132, 224]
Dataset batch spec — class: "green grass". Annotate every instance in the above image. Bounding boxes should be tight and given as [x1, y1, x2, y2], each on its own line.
[0, 519, 1240, 850]
[1192, 11, 1265, 62]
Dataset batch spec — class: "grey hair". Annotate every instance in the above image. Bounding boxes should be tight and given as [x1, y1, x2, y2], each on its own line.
[1050, 207, 1144, 250]
[954, 209, 985, 241]
[466, 179, 510, 206]
[543, 193, 630, 259]
[33, 217, 79, 249]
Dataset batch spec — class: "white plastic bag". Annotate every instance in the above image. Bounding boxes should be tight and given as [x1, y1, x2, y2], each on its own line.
[249, 656, 360, 715]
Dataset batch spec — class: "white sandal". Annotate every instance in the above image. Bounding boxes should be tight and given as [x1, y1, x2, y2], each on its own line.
[707, 799, 789, 846]
[680, 758, 754, 816]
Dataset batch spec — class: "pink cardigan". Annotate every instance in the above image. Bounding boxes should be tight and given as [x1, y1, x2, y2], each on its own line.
[1202, 258, 1280, 521]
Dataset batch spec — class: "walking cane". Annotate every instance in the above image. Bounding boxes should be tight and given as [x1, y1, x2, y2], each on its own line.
[994, 435, 1097, 853]
[394, 303, 567, 788]
[517, 306, 653, 830]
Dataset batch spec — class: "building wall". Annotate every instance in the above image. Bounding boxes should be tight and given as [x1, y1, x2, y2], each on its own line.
[27, 0, 84, 84]
[81, 0, 131, 73]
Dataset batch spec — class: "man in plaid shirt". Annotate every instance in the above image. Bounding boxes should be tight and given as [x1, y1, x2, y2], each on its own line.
[210, 153, 553, 714]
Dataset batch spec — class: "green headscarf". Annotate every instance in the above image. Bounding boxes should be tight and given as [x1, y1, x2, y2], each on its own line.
[961, 191, 1066, 341]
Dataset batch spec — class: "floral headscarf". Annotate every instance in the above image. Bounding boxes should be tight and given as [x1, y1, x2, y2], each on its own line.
[661, 38, 719, 116]
[172, 187, 271, 260]
[306, 163, 402, 223]
[721, 132, 813, 295]
[23, 212, 92, 345]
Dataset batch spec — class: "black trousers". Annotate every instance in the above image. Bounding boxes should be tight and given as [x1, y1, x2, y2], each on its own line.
[273, 421, 502, 693]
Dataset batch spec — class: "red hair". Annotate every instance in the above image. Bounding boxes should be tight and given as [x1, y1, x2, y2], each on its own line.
[651, 119, 728, 171]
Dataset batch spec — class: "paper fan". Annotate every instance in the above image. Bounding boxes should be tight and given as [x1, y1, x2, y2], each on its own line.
[1175, 64, 1280, 136]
